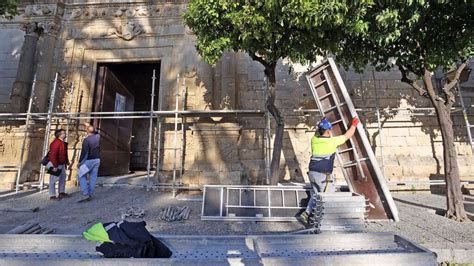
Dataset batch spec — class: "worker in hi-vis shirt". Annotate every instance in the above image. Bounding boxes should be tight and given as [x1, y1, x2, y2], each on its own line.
[299, 116, 359, 224]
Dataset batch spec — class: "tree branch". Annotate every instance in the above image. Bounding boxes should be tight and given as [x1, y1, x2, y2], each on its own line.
[399, 65, 429, 98]
[442, 59, 470, 105]
[250, 53, 270, 69]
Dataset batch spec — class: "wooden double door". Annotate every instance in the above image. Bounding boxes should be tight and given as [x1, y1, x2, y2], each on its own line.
[93, 66, 134, 176]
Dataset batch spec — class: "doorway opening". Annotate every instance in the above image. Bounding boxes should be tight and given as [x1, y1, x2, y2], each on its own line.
[92, 61, 160, 176]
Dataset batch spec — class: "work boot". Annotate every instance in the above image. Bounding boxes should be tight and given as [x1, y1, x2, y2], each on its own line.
[299, 211, 310, 224]
[77, 195, 91, 203]
[49, 196, 61, 201]
[58, 193, 70, 199]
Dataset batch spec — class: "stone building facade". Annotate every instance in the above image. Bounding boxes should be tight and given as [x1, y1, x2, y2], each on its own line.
[0, 0, 473, 190]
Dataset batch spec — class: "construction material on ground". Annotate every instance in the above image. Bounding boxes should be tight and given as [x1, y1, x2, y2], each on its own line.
[310, 193, 367, 233]
[6, 223, 55, 234]
[121, 206, 145, 220]
[202, 185, 309, 222]
[0, 206, 39, 212]
[306, 58, 399, 221]
[201, 185, 367, 233]
[159, 206, 190, 222]
[0, 233, 436, 265]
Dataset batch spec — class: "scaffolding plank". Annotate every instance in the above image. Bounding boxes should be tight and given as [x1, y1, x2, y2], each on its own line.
[306, 58, 399, 221]
[0, 233, 436, 265]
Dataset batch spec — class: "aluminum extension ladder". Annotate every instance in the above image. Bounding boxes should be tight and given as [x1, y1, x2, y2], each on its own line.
[305, 58, 399, 221]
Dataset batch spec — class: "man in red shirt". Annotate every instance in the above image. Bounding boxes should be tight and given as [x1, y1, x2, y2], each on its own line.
[47, 129, 69, 200]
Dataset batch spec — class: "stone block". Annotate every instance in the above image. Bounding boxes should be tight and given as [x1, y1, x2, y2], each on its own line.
[388, 136, 407, 147]
[182, 170, 200, 184]
[383, 165, 403, 180]
[239, 148, 263, 160]
[199, 171, 220, 185]
[386, 127, 410, 137]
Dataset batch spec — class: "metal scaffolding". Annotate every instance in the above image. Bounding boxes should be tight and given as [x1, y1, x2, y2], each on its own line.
[4, 73, 267, 194]
[2, 71, 473, 195]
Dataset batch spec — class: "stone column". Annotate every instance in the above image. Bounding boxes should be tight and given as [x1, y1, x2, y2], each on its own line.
[220, 52, 236, 109]
[33, 21, 61, 113]
[10, 22, 42, 113]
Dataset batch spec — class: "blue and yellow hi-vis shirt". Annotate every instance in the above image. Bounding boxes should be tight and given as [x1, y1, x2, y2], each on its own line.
[309, 135, 346, 173]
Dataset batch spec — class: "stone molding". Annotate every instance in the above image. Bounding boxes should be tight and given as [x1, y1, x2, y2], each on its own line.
[107, 21, 144, 41]
[65, 4, 186, 20]
[24, 4, 65, 17]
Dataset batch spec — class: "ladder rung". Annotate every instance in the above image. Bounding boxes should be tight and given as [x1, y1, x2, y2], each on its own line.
[323, 103, 347, 113]
[313, 79, 328, 89]
[338, 148, 354, 153]
[319, 92, 332, 100]
[331, 119, 343, 125]
[342, 158, 369, 168]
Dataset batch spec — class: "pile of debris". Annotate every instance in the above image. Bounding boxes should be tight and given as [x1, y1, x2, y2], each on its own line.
[6, 223, 55, 234]
[159, 206, 190, 222]
[121, 206, 145, 220]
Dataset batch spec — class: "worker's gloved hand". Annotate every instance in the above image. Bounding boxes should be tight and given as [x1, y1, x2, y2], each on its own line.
[351, 117, 359, 127]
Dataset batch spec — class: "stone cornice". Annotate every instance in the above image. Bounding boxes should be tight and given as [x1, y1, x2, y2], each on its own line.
[20, 2, 187, 21]
[65, 3, 187, 21]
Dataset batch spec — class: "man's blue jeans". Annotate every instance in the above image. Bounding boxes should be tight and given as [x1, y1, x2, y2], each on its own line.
[78, 159, 100, 196]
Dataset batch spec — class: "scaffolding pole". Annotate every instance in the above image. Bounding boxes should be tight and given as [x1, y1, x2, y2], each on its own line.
[372, 70, 385, 177]
[65, 82, 75, 142]
[15, 75, 37, 193]
[263, 77, 271, 185]
[180, 77, 187, 180]
[0, 110, 265, 119]
[39, 72, 60, 192]
[172, 74, 180, 197]
[146, 69, 157, 190]
[154, 73, 165, 185]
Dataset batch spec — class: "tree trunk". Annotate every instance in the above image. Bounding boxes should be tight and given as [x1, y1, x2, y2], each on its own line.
[265, 65, 284, 185]
[422, 72, 468, 221]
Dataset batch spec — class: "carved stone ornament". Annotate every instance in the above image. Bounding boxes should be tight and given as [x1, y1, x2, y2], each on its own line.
[25, 5, 53, 16]
[68, 4, 186, 20]
[21, 22, 42, 36]
[108, 22, 143, 41]
[135, 6, 151, 16]
[38, 21, 61, 36]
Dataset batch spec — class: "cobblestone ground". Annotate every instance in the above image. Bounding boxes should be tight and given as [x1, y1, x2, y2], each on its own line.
[0, 187, 472, 245]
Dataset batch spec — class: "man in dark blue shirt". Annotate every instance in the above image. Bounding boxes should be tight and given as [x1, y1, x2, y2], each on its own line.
[77, 125, 101, 202]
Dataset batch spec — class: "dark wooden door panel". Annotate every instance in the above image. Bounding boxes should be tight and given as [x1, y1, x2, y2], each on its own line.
[93, 66, 134, 176]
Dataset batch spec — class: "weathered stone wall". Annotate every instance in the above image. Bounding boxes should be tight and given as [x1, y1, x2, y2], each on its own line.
[0, 19, 23, 111]
[0, 0, 473, 190]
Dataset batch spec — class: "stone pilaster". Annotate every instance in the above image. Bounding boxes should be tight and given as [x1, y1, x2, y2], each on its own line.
[33, 21, 61, 113]
[220, 52, 236, 109]
[10, 22, 42, 113]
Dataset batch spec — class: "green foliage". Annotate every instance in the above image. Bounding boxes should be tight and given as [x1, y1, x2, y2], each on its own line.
[183, 0, 371, 68]
[0, 0, 20, 19]
[334, 1, 474, 75]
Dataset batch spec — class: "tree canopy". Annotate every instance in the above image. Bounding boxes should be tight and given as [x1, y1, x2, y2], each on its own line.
[335, 1, 473, 76]
[0, 0, 20, 19]
[184, 0, 369, 75]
